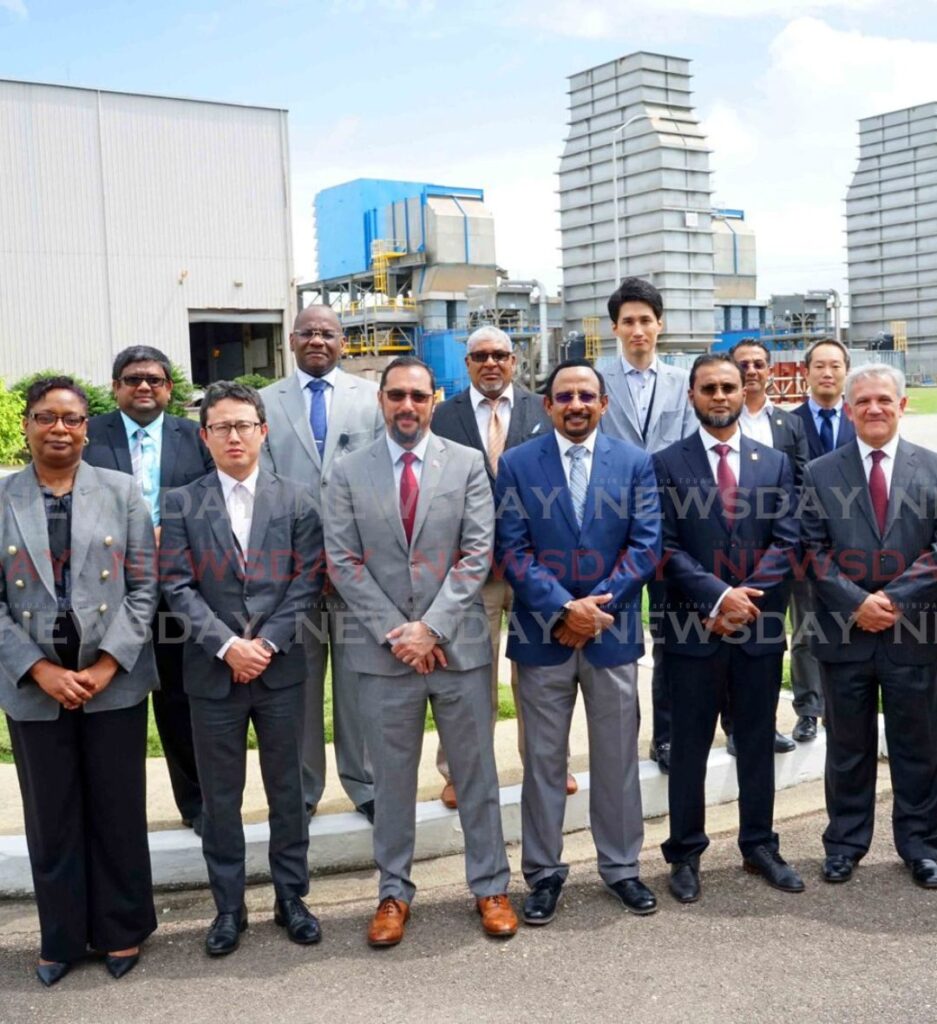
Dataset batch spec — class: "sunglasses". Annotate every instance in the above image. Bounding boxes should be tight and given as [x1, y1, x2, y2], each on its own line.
[383, 389, 433, 405]
[467, 351, 513, 364]
[698, 383, 741, 396]
[119, 375, 169, 389]
[551, 390, 600, 405]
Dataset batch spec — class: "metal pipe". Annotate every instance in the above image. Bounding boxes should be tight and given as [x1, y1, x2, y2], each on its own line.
[510, 279, 550, 375]
[611, 113, 653, 284]
[827, 288, 842, 342]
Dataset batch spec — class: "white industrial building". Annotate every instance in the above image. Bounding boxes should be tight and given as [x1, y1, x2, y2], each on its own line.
[0, 79, 294, 386]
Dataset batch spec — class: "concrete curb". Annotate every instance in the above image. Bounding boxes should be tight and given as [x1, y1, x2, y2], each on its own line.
[0, 719, 887, 898]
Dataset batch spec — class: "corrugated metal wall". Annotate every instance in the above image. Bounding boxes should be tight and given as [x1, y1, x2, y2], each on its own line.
[0, 80, 292, 384]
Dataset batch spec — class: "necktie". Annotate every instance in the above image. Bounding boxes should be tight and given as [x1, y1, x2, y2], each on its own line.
[714, 443, 738, 522]
[400, 452, 419, 545]
[228, 482, 253, 562]
[818, 408, 835, 454]
[486, 398, 506, 474]
[307, 378, 328, 459]
[567, 445, 588, 526]
[869, 449, 888, 534]
[132, 427, 159, 519]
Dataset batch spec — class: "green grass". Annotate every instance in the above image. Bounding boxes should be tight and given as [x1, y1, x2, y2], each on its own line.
[906, 387, 937, 416]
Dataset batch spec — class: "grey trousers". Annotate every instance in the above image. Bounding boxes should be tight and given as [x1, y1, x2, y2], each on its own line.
[518, 653, 644, 887]
[190, 679, 309, 913]
[360, 664, 511, 904]
[789, 580, 825, 718]
[301, 592, 374, 810]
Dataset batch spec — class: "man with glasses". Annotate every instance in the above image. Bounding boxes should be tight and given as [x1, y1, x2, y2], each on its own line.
[431, 326, 558, 808]
[325, 356, 516, 946]
[495, 359, 661, 926]
[261, 305, 382, 823]
[85, 345, 213, 833]
[160, 382, 324, 955]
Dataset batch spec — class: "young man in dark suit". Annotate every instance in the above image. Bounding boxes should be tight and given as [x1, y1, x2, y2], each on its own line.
[84, 345, 213, 832]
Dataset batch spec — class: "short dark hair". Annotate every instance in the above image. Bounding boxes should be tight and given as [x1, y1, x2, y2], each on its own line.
[729, 338, 771, 363]
[607, 277, 664, 323]
[112, 345, 173, 382]
[199, 381, 266, 428]
[804, 337, 850, 370]
[379, 356, 435, 393]
[544, 358, 606, 399]
[689, 353, 743, 389]
[25, 375, 89, 415]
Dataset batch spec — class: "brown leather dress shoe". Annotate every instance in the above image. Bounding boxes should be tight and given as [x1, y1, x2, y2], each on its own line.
[566, 774, 579, 796]
[440, 782, 458, 809]
[367, 897, 410, 947]
[476, 894, 518, 937]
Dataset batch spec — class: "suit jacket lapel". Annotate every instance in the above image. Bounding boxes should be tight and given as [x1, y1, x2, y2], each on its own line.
[540, 436, 579, 537]
[8, 468, 57, 599]
[68, 462, 98, 583]
[837, 413, 856, 449]
[280, 374, 319, 469]
[246, 470, 275, 553]
[204, 474, 245, 580]
[160, 415, 181, 488]
[579, 434, 611, 535]
[682, 433, 730, 537]
[609, 362, 642, 438]
[370, 443, 410, 554]
[411, 435, 447, 546]
[321, 370, 353, 472]
[883, 439, 915, 541]
[836, 444, 881, 539]
[105, 413, 134, 474]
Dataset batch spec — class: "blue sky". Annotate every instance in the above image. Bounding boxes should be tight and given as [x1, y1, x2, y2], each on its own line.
[3, 0, 937, 313]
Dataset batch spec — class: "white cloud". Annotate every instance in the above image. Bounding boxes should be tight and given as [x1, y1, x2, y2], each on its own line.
[0, 0, 28, 18]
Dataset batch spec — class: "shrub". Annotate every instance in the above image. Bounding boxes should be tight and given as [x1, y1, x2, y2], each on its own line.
[0, 380, 26, 465]
[167, 363, 195, 416]
[234, 373, 279, 391]
[11, 370, 116, 417]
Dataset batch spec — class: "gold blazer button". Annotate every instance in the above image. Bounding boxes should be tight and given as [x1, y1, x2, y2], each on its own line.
[22, 610, 31, 620]
[6, 545, 16, 555]
[99, 603, 108, 613]
[104, 536, 113, 546]
[101, 569, 110, 580]
[15, 579, 25, 588]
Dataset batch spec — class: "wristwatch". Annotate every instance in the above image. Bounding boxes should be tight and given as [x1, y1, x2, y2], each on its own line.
[257, 638, 276, 654]
[421, 621, 445, 641]
[558, 601, 574, 621]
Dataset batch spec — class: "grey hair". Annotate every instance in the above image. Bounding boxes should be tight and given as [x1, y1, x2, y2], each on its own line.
[844, 363, 906, 404]
[466, 326, 513, 352]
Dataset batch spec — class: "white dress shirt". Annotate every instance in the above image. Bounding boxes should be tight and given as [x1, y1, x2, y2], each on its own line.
[216, 465, 260, 659]
[856, 433, 900, 492]
[554, 428, 598, 488]
[470, 383, 514, 457]
[296, 365, 339, 421]
[622, 357, 658, 430]
[739, 400, 775, 448]
[386, 432, 431, 488]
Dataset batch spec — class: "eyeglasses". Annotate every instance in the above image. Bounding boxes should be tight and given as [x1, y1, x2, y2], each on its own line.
[736, 360, 768, 371]
[204, 420, 262, 438]
[382, 389, 433, 405]
[28, 411, 87, 429]
[118, 374, 170, 389]
[698, 383, 741, 396]
[552, 390, 600, 405]
[467, 351, 513, 364]
[294, 328, 340, 342]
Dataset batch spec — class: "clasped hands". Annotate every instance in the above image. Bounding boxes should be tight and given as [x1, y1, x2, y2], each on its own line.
[854, 590, 897, 633]
[553, 593, 614, 649]
[386, 621, 448, 675]
[224, 638, 273, 684]
[32, 653, 120, 710]
[704, 586, 764, 637]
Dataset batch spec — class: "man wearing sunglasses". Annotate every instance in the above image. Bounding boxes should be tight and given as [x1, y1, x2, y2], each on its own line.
[431, 326, 560, 809]
[325, 356, 515, 947]
[261, 304, 383, 824]
[85, 345, 213, 835]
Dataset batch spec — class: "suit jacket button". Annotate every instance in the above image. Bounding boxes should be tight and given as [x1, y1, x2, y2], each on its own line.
[22, 610, 31, 620]
[100, 569, 110, 580]
[14, 579, 25, 588]
[99, 603, 108, 613]
[6, 545, 16, 555]
[104, 536, 113, 546]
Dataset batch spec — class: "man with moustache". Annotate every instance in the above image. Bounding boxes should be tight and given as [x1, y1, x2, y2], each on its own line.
[801, 364, 937, 888]
[431, 325, 560, 808]
[325, 356, 516, 946]
[655, 354, 802, 903]
[261, 305, 382, 822]
[495, 359, 661, 926]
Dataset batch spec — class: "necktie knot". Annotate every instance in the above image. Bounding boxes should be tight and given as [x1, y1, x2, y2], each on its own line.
[818, 408, 835, 421]
[401, 452, 418, 466]
[870, 449, 886, 465]
[307, 378, 327, 393]
[567, 445, 587, 462]
[714, 443, 731, 459]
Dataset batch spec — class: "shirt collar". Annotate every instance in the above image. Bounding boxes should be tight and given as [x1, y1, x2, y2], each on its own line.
[217, 464, 260, 501]
[296, 366, 339, 390]
[386, 431, 431, 466]
[808, 396, 843, 417]
[741, 399, 774, 421]
[469, 383, 514, 411]
[622, 356, 658, 377]
[120, 410, 164, 442]
[554, 428, 598, 458]
[699, 425, 742, 453]
[856, 433, 900, 463]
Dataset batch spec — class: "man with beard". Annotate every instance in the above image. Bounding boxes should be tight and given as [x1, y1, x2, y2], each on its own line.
[324, 356, 516, 946]
[654, 354, 802, 903]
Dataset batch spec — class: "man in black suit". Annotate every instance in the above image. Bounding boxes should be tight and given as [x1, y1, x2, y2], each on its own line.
[430, 325, 557, 807]
[655, 354, 803, 903]
[84, 345, 213, 832]
[802, 363, 937, 889]
[789, 339, 856, 742]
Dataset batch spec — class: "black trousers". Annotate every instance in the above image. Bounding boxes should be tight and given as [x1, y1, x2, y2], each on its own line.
[647, 580, 670, 748]
[662, 645, 781, 864]
[153, 603, 202, 821]
[8, 699, 156, 962]
[821, 648, 937, 862]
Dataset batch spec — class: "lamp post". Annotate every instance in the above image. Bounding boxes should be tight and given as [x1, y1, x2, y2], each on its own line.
[611, 112, 653, 284]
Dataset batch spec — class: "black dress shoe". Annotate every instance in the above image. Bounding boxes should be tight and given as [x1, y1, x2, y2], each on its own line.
[725, 734, 737, 758]
[606, 877, 658, 915]
[909, 858, 937, 888]
[792, 716, 818, 743]
[522, 874, 564, 926]
[774, 731, 796, 753]
[822, 853, 857, 883]
[274, 897, 322, 945]
[743, 845, 805, 892]
[36, 961, 70, 987]
[206, 904, 248, 956]
[669, 860, 700, 903]
[649, 741, 671, 775]
[104, 952, 140, 979]
[356, 800, 375, 825]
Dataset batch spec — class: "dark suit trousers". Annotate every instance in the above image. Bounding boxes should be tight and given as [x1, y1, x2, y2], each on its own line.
[821, 648, 937, 862]
[7, 700, 156, 962]
[190, 678, 309, 912]
[663, 645, 781, 863]
[647, 580, 670, 748]
[153, 601, 202, 821]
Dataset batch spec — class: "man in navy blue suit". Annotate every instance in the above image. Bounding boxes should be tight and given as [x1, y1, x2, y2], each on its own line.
[495, 359, 662, 926]
[655, 354, 803, 903]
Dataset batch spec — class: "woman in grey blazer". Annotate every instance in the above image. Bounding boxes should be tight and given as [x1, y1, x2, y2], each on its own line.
[0, 377, 160, 987]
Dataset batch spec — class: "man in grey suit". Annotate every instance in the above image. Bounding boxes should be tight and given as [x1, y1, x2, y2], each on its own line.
[600, 277, 697, 774]
[161, 382, 324, 956]
[802, 364, 937, 889]
[261, 304, 382, 821]
[430, 325, 565, 808]
[325, 356, 516, 947]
